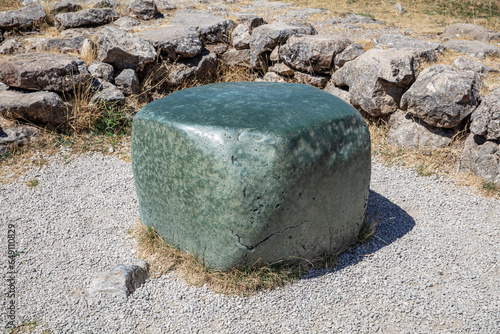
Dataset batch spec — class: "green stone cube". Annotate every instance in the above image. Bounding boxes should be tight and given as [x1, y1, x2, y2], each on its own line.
[132, 82, 371, 270]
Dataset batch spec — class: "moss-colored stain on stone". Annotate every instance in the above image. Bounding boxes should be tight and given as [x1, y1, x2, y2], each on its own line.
[132, 82, 371, 270]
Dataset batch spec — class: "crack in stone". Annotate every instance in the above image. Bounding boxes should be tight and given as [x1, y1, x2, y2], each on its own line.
[229, 221, 309, 251]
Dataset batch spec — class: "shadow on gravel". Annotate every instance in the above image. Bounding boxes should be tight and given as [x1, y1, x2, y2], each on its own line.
[303, 190, 415, 279]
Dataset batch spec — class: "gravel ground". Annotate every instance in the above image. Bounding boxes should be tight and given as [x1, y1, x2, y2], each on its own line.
[0, 152, 499, 333]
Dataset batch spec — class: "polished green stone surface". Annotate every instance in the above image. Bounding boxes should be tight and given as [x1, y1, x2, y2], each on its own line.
[132, 82, 371, 270]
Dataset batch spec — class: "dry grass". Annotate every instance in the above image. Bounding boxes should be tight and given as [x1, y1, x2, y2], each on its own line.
[133, 218, 378, 296]
[0, 0, 21, 11]
[283, 0, 500, 32]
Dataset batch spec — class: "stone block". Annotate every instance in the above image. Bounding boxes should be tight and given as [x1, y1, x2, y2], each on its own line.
[132, 82, 371, 270]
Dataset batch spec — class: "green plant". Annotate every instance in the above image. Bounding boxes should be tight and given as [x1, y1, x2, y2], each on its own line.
[26, 178, 39, 187]
[92, 104, 132, 136]
[482, 180, 498, 192]
[416, 163, 435, 177]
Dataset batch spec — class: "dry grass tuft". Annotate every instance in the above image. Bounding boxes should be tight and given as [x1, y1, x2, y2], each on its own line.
[0, 0, 21, 11]
[134, 219, 378, 295]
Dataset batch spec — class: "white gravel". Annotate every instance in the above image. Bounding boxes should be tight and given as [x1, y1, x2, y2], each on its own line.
[1, 152, 499, 333]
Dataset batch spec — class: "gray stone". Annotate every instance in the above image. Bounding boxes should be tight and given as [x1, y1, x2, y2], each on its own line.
[156, 1, 176, 11]
[138, 26, 203, 59]
[452, 56, 499, 75]
[97, 26, 157, 71]
[126, 0, 159, 20]
[91, 80, 126, 105]
[232, 18, 267, 50]
[92, 0, 118, 8]
[395, 3, 406, 14]
[258, 71, 287, 83]
[444, 40, 499, 59]
[334, 42, 364, 69]
[55, 8, 119, 30]
[0, 90, 72, 124]
[221, 48, 251, 68]
[88, 62, 114, 82]
[0, 5, 46, 30]
[115, 69, 139, 96]
[167, 49, 219, 85]
[0, 53, 90, 92]
[89, 260, 148, 300]
[131, 82, 371, 269]
[323, 83, 349, 103]
[279, 34, 350, 74]
[47, 1, 82, 14]
[80, 38, 95, 61]
[249, 23, 317, 69]
[0, 82, 7, 92]
[0, 123, 39, 156]
[332, 48, 436, 116]
[460, 134, 500, 184]
[294, 71, 327, 88]
[269, 62, 294, 76]
[444, 23, 500, 42]
[471, 88, 500, 140]
[27, 36, 86, 53]
[388, 111, 455, 148]
[325, 14, 379, 25]
[113, 16, 140, 29]
[376, 34, 445, 52]
[0, 39, 21, 54]
[170, 9, 236, 44]
[401, 65, 481, 128]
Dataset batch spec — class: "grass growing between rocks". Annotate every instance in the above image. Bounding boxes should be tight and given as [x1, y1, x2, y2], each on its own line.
[134, 219, 377, 296]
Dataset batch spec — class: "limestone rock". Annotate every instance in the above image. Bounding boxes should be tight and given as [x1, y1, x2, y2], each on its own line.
[279, 35, 350, 74]
[0, 123, 39, 156]
[138, 26, 203, 59]
[376, 34, 444, 52]
[156, 1, 176, 11]
[132, 82, 371, 269]
[221, 48, 251, 68]
[249, 22, 317, 69]
[0, 5, 46, 30]
[269, 63, 294, 76]
[126, 0, 159, 20]
[89, 260, 148, 300]
[231, 17, 267, 50]
[444, 23, 500, 42]
[332, 48, 436, 116]
[0, 53, 90, 92]
[471, 88, 500, 140]
[401, 65, 481, 128]
[88, 62, 115, 82]
[334, 42, 364, 70]
[92, 0, 118, 9]
[388, 111, 455, 148]
[27, 36, 86, 53]
[167, 49, 219, 85]
[324, 83, 349, 103]
[294, 72, 327, 88]
[452, 56, 498, 75]
[0, 39, 21, 55]
[460, 134, 500, 185]
[97, 26, 157, 71]
[258, 71, 287, 83]
[113, 16, 140, 29]
[91, 80, 126, 105]
[444, 40, 499, 59]
[0, 90, 72, 124]
[55, 8, 119, 30]
[115, 69, 139, 96]
[326, 14, 379, 25]
[170, 9, 236, 44]
[47, 1, 82, 14]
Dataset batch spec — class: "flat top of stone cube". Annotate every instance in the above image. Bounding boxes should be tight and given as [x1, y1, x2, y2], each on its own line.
[136, 82, 358, 133]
